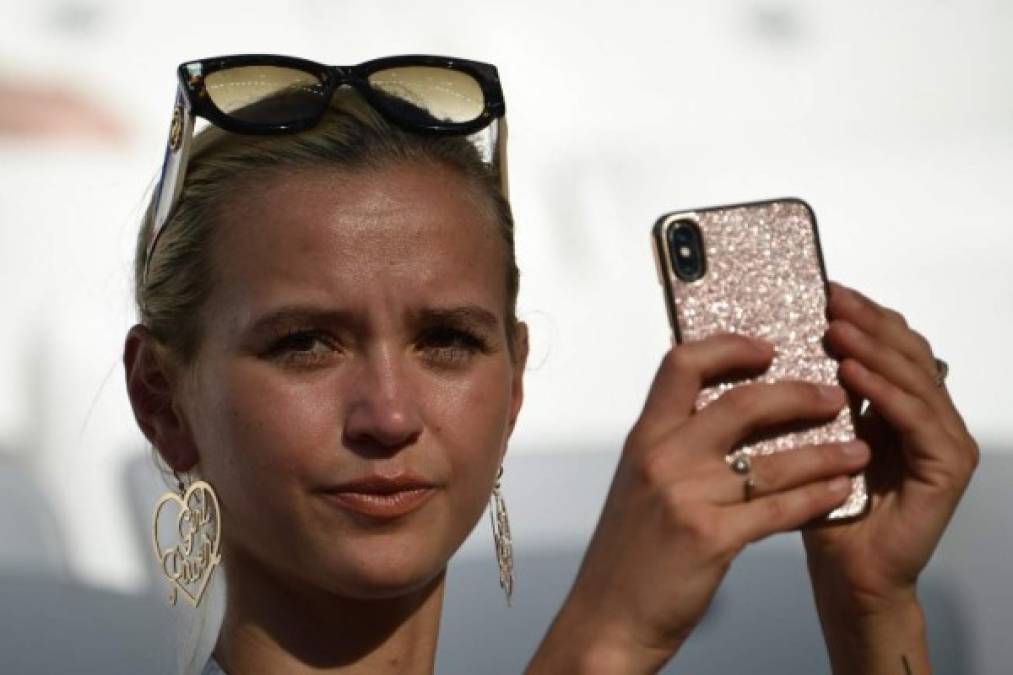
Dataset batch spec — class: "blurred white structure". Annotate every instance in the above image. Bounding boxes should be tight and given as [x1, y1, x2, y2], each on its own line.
[0, 1, 1010, 672]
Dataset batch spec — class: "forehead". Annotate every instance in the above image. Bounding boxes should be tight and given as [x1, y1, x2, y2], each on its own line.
[205, 163, 506, 326]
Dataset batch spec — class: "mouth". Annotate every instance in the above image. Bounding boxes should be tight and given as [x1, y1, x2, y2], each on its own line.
[319, 476, 437, 520]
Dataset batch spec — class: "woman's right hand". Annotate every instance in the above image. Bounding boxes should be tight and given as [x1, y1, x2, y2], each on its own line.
[528, 333, 871, 674]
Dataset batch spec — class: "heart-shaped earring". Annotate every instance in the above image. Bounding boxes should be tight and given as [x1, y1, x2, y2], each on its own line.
[151, 474, 222, 607]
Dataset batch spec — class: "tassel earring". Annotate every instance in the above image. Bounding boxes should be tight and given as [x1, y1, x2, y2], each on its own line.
[490, 465, 514, 606]
[151, 471, 222, 607]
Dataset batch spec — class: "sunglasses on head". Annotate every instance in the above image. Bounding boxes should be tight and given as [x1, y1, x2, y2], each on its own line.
[145, 53, 507, 282]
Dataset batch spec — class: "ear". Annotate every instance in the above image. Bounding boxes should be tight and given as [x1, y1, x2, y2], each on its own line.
[123, 324, 199, 472]
[506, 321, 529, 436]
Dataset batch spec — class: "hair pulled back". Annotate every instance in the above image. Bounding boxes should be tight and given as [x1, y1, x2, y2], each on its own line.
[134, 91, 518, 363]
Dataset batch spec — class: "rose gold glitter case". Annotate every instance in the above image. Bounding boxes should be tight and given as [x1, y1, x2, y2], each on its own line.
[652, 198, 867, 522]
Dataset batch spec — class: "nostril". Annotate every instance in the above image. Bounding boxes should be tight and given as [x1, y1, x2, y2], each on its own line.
[342, 427, 420, 458]
[342, 403, 422, 457]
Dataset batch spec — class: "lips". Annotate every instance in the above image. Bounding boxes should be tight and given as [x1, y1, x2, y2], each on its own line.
[319, 476, 436, 519]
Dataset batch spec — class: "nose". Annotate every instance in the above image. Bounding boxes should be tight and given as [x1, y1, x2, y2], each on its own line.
[342, 349, 423, 456]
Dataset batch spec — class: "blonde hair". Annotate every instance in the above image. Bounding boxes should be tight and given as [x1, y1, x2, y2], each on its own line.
[134, 90, 518, 361]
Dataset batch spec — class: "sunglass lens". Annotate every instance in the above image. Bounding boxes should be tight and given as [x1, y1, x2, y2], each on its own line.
[366, 66, 485, 126]
[204, 66, 327, 125]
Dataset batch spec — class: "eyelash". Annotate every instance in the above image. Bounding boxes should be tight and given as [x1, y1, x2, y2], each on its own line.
[268, 329, 339, 366]
[416, 326, 488, 367]
[265, 325, 490, 369]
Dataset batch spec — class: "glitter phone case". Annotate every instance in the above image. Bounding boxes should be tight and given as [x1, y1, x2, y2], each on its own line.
[651, 198, 867, 521]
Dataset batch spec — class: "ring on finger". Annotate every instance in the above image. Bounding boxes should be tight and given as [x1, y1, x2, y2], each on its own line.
[727, 452, 757, 502]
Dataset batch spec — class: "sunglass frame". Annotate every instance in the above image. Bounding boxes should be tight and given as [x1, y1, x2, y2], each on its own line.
[177, 53, 505, 136]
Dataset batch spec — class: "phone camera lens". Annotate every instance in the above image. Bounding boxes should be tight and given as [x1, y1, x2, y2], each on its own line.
[667, 219, 706, 282]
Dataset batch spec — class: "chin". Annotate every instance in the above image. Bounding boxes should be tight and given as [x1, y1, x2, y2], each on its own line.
[314, 540, 451, 600]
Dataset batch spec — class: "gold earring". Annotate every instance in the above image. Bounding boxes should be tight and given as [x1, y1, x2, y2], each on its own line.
[151, 471, 222, 607]
[490, 465, 513, 606]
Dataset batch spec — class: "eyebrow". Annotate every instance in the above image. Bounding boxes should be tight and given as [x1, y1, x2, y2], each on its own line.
[246, 304, 501, 335]
[416, 306, 500, 332]
[246, 306, 359, 336]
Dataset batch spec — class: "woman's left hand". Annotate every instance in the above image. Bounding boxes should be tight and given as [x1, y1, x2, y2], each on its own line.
[803, 282, 979, 674]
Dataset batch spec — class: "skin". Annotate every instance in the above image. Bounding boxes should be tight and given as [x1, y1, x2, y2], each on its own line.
[804, 284, 978, 674]
[124, 162, 527, 674]
[124, 158, 975, 674]
[528, 284, 976, 674]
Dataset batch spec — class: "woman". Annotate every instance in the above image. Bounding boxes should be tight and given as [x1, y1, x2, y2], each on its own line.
[124, 55, 977, 674]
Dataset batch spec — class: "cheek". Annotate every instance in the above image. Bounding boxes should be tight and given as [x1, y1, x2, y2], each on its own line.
[424, 364, 514, 500]
[195, 363, 340, 498]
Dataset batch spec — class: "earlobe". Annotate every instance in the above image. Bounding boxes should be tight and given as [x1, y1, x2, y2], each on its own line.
[123, 325, 199, 471]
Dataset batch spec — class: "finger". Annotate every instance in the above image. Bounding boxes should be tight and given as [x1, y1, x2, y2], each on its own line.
[827, 283, 937, 373]
[679, 380, 848, 457]
[725, 475, 854, 543]
[685, 441, 870, 505]
[826, 319, 963, 438]
[839, 358, 973, 482]
[639, 334, 774, 430]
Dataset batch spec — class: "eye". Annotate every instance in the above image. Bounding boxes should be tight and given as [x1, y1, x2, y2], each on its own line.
[268, 329, 340, 367]
[417, 326, 488, 367]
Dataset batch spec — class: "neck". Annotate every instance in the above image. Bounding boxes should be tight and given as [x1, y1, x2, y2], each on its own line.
[214, 545, 446, 675]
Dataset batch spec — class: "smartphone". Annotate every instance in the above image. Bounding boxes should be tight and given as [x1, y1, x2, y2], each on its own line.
[651, 197, 867, 522]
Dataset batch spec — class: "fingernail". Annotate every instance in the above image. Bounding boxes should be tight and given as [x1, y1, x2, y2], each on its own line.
[828, 476, 851, 493]
[819, 385, 846, 403]
[840, 441, 868, 458]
